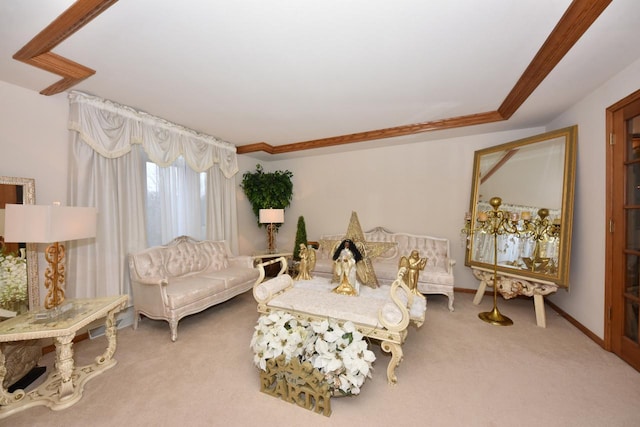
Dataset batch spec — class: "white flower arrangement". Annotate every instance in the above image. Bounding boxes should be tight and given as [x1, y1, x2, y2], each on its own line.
[0, 248, 28, 309]
[251, 310, 376, 396]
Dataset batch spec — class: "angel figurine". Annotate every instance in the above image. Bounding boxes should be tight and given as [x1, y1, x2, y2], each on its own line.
[294, 243, 316, 281]
[399, 250, 427, 295]
[331, 239, 362, 295]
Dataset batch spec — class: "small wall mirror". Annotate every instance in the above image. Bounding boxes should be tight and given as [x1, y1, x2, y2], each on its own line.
[465, 126, 577, 287]
[0, 176, 39, 316]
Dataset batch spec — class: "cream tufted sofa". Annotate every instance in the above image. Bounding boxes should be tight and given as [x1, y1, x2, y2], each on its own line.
[313, 227, 456, 311]
[128, 236, 259, 341]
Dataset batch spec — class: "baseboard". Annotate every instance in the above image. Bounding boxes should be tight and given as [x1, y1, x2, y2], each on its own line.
[453, 287, 605, 348]
[545, 299, 604, 347]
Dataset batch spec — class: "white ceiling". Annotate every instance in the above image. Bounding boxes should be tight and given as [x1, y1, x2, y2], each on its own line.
[1, 1, 640, 158]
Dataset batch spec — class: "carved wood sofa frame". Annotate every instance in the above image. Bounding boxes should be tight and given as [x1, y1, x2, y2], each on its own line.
[253, 257, 426, 385]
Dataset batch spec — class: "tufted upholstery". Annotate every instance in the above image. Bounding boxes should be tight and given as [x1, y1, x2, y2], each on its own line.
[313, 227, 455, 311]
[129, 236, 259, 341]
[131, 240, 230, 281]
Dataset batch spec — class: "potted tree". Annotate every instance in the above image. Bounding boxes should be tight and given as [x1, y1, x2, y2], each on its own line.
[241, 164, 294, 226]
[292, 216, 308, 261]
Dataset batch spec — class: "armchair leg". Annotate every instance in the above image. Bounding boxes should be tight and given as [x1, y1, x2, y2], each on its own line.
[447, 293, 455, 311]
[169, 320, 178, 342]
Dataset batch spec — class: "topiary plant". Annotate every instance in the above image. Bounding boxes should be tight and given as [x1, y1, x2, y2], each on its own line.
[292, 216, 308, 260]
[241, 164, 294, 228]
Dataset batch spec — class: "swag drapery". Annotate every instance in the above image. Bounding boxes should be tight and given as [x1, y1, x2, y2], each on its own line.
[66, 91, 239, 300]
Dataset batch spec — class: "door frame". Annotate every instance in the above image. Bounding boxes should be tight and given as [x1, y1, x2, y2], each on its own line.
[605, 88, 640, 354]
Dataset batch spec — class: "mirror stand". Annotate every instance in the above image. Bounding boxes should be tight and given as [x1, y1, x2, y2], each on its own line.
[464, 196, 564, 327]
[465, 126, 577, 327]
[471, 267, 559, 328]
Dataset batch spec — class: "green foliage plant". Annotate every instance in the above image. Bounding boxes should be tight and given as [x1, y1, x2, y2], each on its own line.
[293, 216, 308, 260]
[241, 164, 294, 228]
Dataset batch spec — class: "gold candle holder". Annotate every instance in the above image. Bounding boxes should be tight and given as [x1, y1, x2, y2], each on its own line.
[464, 197, 529, 326]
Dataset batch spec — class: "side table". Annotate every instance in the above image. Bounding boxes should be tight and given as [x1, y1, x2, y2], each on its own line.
[0, 295, 128, 418]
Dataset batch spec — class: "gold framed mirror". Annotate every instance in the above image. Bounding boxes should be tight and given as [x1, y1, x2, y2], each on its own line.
[465, 126, 577, 287]
[0, 176, 39, 315]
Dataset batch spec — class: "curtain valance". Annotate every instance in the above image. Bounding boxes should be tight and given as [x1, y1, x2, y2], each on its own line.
[67, 91, 238, 178]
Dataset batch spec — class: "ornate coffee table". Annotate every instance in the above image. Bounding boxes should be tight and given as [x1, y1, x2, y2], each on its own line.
[0, 295, 128, 418]
[253, 259, 426, 384]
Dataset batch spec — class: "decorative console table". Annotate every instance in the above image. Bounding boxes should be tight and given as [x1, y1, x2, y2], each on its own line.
[0, 295, 128, 418]
[471, 266, 558, 328]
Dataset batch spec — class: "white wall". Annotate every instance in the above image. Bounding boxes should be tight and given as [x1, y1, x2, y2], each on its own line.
[3, 56, 640, 340]
[545, 57, 640, 337]
[0, 81, 69, 202]
[0, 80, 69, 301]
[237, 126, 546, 295]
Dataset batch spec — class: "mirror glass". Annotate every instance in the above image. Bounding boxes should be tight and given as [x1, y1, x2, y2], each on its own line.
[0, 176, 39, 316]
[465, 126, 577, 287]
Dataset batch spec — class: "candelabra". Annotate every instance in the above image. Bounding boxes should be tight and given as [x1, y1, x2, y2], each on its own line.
[520, 208, 561, 273]
[463, 196, 529, 326]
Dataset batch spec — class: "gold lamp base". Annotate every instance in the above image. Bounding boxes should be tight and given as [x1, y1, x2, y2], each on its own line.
[478, 307, 513, 326]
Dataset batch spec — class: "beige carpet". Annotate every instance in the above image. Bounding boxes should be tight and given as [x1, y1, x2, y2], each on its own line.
[6, 291, 640, 427]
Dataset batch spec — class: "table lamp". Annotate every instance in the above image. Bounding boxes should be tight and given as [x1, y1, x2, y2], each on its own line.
[3, 203, 97, 311]
[259, 208, 284, 253]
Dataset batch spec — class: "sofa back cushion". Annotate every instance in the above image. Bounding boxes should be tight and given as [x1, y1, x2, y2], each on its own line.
[131, 238, 230, 281]
[392, 234, 450, 273]
[318, 228, 450, 273]
[165, 240, 230, 277]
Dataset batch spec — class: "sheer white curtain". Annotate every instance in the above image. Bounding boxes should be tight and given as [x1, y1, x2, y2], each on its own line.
[66, 91, 239, 299]
[144, 154, 206, 247]
[66, 136, 148, 299]
[207, 165, 239, 253]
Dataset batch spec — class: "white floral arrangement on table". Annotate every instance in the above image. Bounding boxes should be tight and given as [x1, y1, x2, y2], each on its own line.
[0, 248, 28, 310]
[251, 310, 376, 396]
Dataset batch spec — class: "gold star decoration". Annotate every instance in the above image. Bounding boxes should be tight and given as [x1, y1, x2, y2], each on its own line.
[321, 211, 397, 288]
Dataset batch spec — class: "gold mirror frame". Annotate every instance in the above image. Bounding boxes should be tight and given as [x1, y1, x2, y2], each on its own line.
[465, 126, 577, 287]
[0, 176, 39, 312]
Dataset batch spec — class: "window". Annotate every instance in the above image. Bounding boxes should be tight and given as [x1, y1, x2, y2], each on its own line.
[144, 157, 207, 247]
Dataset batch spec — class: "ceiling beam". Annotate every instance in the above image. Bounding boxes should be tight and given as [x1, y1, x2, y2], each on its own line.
[498, 0, 612, 118]
[240, 0, 612, 155]
[237, 111, 504, 155]
[13, 0, 119, 96]
[13, 0, 612, 154]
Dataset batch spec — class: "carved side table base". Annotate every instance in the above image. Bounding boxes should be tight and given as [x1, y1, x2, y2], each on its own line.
[0, 296, 127, 419]
[471, 267, 558, 328]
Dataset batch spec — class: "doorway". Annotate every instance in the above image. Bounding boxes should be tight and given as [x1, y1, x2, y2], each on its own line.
[606, 89, 640, 371]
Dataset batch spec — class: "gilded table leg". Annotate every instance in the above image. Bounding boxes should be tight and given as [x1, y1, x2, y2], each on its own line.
[54, 333, 76, 399]
[380, 341, 403, 385]
[96, 309, 118, 364]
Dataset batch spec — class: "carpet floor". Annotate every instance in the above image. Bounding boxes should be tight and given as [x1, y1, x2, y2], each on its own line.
[5, 291, 640, 427]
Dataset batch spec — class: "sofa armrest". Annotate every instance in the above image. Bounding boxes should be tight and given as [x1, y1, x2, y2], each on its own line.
[229, 255, 255, 269]
[130, 277, 171, 314]
[253, 274, 293, 304]
[130, 276, 168, 286]
[255, 256, 288, 284]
